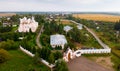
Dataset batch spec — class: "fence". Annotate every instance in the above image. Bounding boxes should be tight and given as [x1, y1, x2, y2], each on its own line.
[74, 48, 111, 56]
[20, 46, 35, 57]
[19, 46, 55, 68]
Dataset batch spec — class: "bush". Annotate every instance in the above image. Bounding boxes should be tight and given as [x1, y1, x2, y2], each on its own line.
[0, 32, 21, 41]
[54, 51, 63, 60]
[0, 40, 19, 50]
[0, 26, 12, 33]
[55, 60, 68, 71]
[0, 49, 10, 63]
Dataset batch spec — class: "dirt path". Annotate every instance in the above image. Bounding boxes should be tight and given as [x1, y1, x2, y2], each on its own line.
[67, 56, 114, 71]
[36, 25, 44, 48]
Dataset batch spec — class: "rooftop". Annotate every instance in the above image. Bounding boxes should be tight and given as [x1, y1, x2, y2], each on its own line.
[50, 34, 67, 45]
[64, 26, 73, 32]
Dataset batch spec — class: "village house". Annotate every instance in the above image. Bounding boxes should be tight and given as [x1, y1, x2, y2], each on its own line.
[64, 26, 73, 33]
[2, 22, 11, 27]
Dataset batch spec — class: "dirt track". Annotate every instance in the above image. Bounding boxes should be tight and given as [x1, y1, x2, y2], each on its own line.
[67, 56, 114, 71]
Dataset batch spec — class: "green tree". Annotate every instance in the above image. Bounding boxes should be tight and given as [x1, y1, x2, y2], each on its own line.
[0, 40, 19, 50]
[10, 14, 21, 22]
[0, 26, 12, 33]
[118, 64, 120, 71]
[33, 53, 40, 64]
[34, 15, 45, 25]
[40, 34, 50, 46]
[55, 60, 69, 71]
[114, 21, 120, 38]
[48, 53, 55, 64]
[39, 47, 51, 61]
[0, 22, 2, 26]
[54, 51, 63, 60]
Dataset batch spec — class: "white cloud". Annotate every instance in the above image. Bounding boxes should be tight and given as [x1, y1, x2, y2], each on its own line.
[64, 0, 104, 5]
[0, 0, 120, 12]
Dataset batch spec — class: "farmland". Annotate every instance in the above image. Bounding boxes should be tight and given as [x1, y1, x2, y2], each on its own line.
[73, 14, 120, 22]
[55, 19, 75, 25]
[0, 13, 16, 17]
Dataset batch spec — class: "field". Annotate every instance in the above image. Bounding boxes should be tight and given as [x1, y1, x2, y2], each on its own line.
[55, 19, 75, 25]
[60, 20, 74, 24]
[0, 13, 16, 17]
[73, 14, 120, 22]
[0, 50, 50, 71]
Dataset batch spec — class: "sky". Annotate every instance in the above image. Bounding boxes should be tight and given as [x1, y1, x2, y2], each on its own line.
[0, 0, 120, 12]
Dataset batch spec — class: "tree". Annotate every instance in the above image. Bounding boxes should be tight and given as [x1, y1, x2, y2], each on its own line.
[118, 64, 120, 71]
[10, 14, 21, 23]
[0, 26, 12, 33]
[34, 15, 45, 25]
[39, 47, 51, 61]
[54, 51, 63, 60]
[40, 34, 50, 46]
[0, 40, 19, 50]
[0, 22, 2, 26]
[63, 44, 69, 52]
[114, 21, 120, 38]
[55, 60, 69, 71]
[33, 53, 40, 64]
[48, 53, 55, 64]
[0, 49, 10, 63]
[32, 47, 36, 54]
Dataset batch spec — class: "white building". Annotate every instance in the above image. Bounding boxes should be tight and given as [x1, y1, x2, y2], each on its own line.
[64, 26, 73, 33]
[18, 17, 38, 32]
[50, 34, 67, 49]
[63, 48, 75, 62]
[77, 24, 83, 30]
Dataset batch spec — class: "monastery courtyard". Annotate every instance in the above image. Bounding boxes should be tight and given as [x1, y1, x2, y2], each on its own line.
[67, 56, 113, 71]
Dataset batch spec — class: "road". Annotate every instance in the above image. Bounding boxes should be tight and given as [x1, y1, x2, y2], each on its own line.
[36, 25, 44, 48]
[67, 56, 113, 71]
[70, 20, 110, 49]
[84, 25, 110, 49]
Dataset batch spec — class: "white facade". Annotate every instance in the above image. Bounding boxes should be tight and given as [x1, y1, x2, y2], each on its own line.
[18, 17, 38, 32]
[74, 49, 111, 56]
[50, 34, 67, 49]
[63, 48, 75, 62]
[64, 26, 73, 32]
[63, 48, 111, 62]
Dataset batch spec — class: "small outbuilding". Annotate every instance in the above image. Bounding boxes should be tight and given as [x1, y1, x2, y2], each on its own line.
[64, 26, 73, 32]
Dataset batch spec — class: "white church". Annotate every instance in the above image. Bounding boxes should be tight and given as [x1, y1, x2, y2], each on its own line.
[18, 17, 38, 32]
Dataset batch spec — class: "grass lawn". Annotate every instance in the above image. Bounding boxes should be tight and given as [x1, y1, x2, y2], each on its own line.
[0, 50, 50, 71]
[83, 54, 114, 71]
[90, 29, 120, 71]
